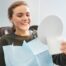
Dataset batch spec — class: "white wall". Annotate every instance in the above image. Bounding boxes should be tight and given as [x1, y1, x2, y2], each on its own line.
[39, 0, 66, 38]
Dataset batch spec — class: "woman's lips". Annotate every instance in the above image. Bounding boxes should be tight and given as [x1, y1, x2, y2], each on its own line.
[20, 21, 30, 24]
[20, 22, 29, 25]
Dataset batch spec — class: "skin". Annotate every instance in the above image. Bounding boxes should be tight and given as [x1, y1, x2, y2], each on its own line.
[61, 41, 66, 54]
[11, 5, 31, 36]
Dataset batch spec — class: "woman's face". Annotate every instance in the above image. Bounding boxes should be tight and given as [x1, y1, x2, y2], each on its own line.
[11, 5, 31, 31]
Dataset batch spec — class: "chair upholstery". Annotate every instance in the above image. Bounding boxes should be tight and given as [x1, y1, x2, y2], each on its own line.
[29, 25, 38, 31]
[0, 25, 38, 37]
[0, 26, 14, 37]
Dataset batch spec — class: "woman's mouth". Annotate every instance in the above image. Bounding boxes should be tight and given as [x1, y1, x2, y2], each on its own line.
[20, 22, 29, 25]
[20, 22, 29, 26]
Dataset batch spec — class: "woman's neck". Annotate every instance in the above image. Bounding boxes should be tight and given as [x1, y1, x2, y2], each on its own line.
[15, 29, 30, 36]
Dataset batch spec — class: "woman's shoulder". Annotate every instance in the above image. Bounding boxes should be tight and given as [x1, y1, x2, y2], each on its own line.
[1, 33, 14, 39]
[0, 33, 14, 46]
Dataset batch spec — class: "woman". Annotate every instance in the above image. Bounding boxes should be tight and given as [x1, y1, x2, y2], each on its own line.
[0, 1, 37, 66]
[0, 1, 66, 66]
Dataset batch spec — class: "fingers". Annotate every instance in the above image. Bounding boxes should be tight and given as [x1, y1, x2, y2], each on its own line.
[60, 41, 66, 54]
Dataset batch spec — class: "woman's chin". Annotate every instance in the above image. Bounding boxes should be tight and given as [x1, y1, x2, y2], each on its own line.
[19, 27, 29, 31]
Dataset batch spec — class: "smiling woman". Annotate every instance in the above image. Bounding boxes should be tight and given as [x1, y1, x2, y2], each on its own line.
[8, 1, 31, 36]
[0, 1, 66, 66]
[0, 1, 37, 66]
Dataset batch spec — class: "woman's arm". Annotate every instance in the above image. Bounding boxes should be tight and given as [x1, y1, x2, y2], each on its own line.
[52, 53, 66, 66]
[0, 38, 7, 66]
[52, 41, 66, 66]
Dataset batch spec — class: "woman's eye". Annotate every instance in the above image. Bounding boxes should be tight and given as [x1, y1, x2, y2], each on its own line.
[17, 13, 23, 17]
[16, 12, 30, 17]
[17, 15, 22, 17]
[26, 12, 30, 17]
[26, 14, 30, 17]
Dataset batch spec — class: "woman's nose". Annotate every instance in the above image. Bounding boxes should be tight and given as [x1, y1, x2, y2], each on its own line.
[22, 15, 28, 21]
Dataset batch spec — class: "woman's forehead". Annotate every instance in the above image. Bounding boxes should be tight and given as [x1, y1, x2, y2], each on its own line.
[13, 5, 30, 14]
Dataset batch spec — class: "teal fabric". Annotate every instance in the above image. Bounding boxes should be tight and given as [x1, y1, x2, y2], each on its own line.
[3, 38, 53, 66]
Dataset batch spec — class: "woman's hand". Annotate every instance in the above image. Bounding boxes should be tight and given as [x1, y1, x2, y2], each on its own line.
[60, 41, 66, 54]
